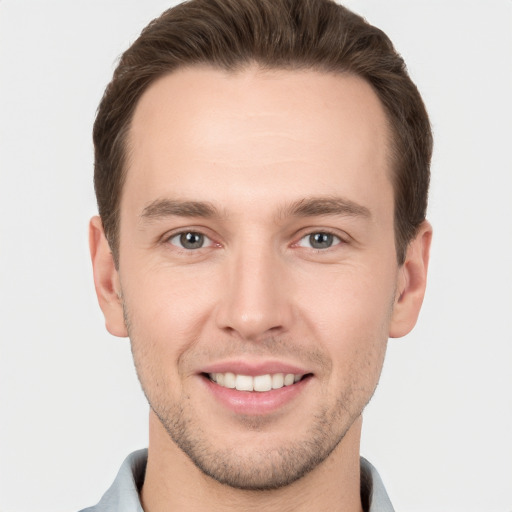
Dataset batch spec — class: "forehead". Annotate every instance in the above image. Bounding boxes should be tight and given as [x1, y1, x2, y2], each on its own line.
[124, 66, 392, 218]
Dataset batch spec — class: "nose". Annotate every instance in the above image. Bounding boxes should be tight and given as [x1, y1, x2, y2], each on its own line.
[215, 245, 293, 342]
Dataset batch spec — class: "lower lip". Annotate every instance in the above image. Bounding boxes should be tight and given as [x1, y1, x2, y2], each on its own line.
[202, 375, 311, 416]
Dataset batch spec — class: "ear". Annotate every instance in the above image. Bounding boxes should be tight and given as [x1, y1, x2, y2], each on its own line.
[389, 221, 432, 338]
[89, 216, 128, 337]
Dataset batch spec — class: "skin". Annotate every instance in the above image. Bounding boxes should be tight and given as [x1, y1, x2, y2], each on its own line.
[90, 66, 431, 512]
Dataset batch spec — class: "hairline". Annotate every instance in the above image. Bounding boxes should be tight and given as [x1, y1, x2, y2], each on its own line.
[109, 62, 405, 267]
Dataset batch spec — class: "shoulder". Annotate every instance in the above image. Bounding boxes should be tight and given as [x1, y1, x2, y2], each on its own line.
[360, 457, 395, 512]
[78, 449, 148, 512]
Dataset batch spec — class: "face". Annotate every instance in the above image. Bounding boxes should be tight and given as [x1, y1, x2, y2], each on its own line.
[91, 66, 429, 490]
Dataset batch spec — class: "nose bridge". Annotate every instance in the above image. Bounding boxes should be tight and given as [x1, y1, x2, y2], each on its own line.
[216, 239, 290, 340]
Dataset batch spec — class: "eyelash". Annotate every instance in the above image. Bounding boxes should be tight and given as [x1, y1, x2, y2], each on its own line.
[166, 230, 217, 251]
[294, 230, 346, 251]
[163, 228, 348, 254]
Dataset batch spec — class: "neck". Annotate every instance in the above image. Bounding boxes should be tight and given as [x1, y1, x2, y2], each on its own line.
[141, 412, 364, 512]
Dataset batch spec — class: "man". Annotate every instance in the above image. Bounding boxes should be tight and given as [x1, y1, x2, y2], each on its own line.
[84, 0, 432, 510]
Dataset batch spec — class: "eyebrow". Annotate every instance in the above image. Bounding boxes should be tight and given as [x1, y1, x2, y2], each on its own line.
[282, 197, 371, 220]
[139, 195, 371, 223]
[140, 199, 221, 222]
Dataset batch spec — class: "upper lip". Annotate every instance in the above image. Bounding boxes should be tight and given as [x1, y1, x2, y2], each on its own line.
[200, 360, 310, 376]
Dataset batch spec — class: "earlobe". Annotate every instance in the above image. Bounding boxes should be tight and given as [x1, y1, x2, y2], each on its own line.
[389, 221, 432, 338]
[89, 216, 128, 337]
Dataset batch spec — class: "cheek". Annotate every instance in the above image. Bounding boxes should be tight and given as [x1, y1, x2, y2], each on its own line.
[120, 264, 219, 366]
[125, 257, 217, 317]
[301, 261, 395, 328]
[298, 264, 394, 373]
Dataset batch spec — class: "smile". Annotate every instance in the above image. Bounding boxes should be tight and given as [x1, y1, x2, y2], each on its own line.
[208, 372, 304, 392]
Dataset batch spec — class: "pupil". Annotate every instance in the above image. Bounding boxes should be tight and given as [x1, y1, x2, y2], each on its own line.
[310, 232, 333, 249]
[180, 232, 204, 249]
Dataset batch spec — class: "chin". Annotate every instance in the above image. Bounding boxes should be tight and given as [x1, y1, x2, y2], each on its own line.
[153, 396, 359, 491]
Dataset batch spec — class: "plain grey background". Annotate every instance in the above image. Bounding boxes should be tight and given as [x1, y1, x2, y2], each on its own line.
[1, 1, 511, 511]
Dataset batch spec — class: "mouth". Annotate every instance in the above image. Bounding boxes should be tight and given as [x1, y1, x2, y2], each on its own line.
[206, 372, 309, 392]
[200, 364, 313, 415]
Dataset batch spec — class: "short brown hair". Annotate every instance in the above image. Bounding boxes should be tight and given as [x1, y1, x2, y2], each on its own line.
[93, 0, 432, 265]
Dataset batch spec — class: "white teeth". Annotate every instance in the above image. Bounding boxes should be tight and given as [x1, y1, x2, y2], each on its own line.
[209, 372, 304, 392]
[272, 373, 284, 388]
[235, 374, 253, 391]
[224, 372, 236, 388]
[253, 374, 272, 392]
[284, 373, 295, 386]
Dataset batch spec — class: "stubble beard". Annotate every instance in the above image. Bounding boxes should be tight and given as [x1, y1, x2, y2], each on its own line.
[150, 387, 358, 491]
[123, 302, 385, 491]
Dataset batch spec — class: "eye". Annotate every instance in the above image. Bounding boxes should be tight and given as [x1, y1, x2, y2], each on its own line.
[168, 231, 213, 250]
[298, 232, 342, 250]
